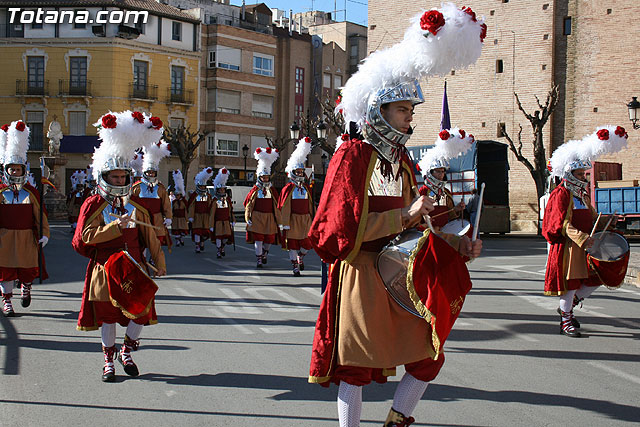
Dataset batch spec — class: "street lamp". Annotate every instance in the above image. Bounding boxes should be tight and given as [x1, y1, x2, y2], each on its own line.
[242, 144, 249, 183]
[627, 96, 640, 130]
[316, 121, 327, 140]
[289, 121, 300, 140]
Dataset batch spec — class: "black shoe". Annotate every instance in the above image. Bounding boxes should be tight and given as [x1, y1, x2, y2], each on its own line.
[293, 270, 301, 277]
[557, 308, 580, 328]
[560, 326, 581, 338]
[118, 352, 139, 377]
[102, 370, 116, 382]
[221, 249, 226, 257]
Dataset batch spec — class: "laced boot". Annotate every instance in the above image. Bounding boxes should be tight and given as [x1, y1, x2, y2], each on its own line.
[291, 260, 301, 277]
[102, 345, 116, 382]
[261, 249, 269, 265]
[221, 244, 226, 257]
[297, 252, 306, 271]
[200, 242, 205, 252]
[21, 283, 32, 308]
[560, 310, 581, 338]
[384, 408, 415, 427]
[217, 247, 223, 259]
[118, 335, 140, 377]
[2, 293, 15, 317]
[256, 255, 263, 268]
[195, 243, 201, 253]
[556, 307, 580, 328]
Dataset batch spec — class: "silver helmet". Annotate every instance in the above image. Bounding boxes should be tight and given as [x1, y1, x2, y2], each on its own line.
[424, 159, 449, 194]
[95, 157, 133, 205]
[563, 159, 591, 198]
[142, 167, 158, 186]
[362, 80, 424, 163]
[3, 160, 27, 191]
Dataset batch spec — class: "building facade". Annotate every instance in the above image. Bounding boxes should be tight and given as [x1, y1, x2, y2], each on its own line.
[368, 0, 640, 231]
[0, 0, 200, 196]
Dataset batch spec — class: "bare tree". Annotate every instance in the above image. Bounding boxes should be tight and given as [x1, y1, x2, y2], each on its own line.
[163, 125, 205, 185]
[264, 134, 292, 176]
[314, 93, 345, 154]
[503, 85, 559, 202]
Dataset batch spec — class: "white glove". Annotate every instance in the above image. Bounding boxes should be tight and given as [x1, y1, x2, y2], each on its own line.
[38, 236, 49, 247]
[188, 217, 194, 223]
[209, 227, 214, 232]
[247, 220, 252, 226]
[283, 225, 290, 230]
[163, 218, 172, 227]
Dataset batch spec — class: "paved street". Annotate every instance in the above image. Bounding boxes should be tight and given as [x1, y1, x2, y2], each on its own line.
[1, 223, 639, 426]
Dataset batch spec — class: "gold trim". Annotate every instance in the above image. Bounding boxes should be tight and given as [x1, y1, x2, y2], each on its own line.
[344, 150, 378, 264]
[109, 296, 154, 320]
[308, 375, 331, 384]
[382, 368, 397, 377]
[405, 228, 442, 359]
[587, 256, 626, 290]
[76, 325, 99, 331]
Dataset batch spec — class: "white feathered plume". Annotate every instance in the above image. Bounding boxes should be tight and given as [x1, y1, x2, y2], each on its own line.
[143, 140, 171, 171]
[86, 165, 94, 181]
[91, 111, 157, 181]
[254, 147, 279, 176]
[130, 151, 144, 177]
[194, 167, 214, 186]
[337, 3, 486, 127]
[27, 172, 36, 187]
[0, 124, 8, 164]
[5, 121, 30, 165]
[172, 169, 185, 195]
[550, 125, 629, 178]
[286, 137, 313, 175]
[418, 127, 475, 174]
[214, 167, 230, 188]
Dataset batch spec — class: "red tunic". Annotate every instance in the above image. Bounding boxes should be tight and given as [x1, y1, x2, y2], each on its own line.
[278, 182, 314, 251]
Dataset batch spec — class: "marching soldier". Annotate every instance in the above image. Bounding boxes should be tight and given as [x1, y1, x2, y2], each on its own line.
[188, 167, 214, 253]
[211, 168, 234, 259]
[170, 170, 189, 247]
[0, 121, 49, 316]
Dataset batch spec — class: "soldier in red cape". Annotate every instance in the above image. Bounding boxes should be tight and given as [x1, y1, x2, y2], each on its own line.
[211, 167, 234, 258]
[0, 121, 49, 316]
[188, 167, 214, 253]
[170, 170, 189, 246]
[279, 137, 315, 276]
[73, 111, 166, 382]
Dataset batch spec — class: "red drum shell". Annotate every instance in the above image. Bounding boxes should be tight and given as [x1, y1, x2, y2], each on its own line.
[586, 231, 630, 289]
[104, 251, 159, 319]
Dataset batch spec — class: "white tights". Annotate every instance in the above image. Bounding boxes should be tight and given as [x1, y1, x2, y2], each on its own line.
[101, 322, 144, 348]
[0, 281, 14, 295]
[559, 284, 598, 312]
[338, 382, 362, 427]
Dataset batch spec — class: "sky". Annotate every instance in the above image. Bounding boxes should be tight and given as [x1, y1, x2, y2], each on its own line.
[230, 0, 368, 27]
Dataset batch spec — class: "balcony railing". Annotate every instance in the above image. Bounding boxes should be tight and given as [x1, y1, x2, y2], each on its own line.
[129, 83, 158, 101]
[167, 88, 194, 105]
[16, 79, 49, 96]
[59, 79, 92, 97]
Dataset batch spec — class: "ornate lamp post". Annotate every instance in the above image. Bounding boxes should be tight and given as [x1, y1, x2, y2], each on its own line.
[289, 121, 300, 140]
[242, 143, 249, 183]
[627, 96, 640, 130]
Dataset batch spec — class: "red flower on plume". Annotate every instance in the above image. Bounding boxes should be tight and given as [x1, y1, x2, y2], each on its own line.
[132, 111, 145, 124]
[206, 168, 212, 173]
[341, 133, 349, 141]
[461, 6, 477, 22]
[459, 129, 466, 138]
[156, 141, 162, 147]
[546, 160, 552, 172]
[166, 143, 171, 151]
[221, 168, 228, 174]
[469, 134, 475, 142]
[275, 148, 279, 153]
[439, 129, 450, 140]
[256, 148, 262, 154]
[1, 124, 8, 132]
[415, 164, 422, 173]
[304, 136, 311, 143]
[266, 147, 272, 154]
[101, 114, 117, 129]
[335, 95, 342, 106]
[15, 121, 26, 132]
[420, 10, 445, 36]
[596, 129, 609, 141]
[615, 126, 626, 137]
[150, 116, 163, 130]
[480, 23, 487, 42]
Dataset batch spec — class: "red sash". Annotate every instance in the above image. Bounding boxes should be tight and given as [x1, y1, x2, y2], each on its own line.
[291, 199, 310, 215]
[254, 198, 274, 213]
[0, 204, 34, 229]
[194, 200, 210, 214]
[215, 206, 230, 221]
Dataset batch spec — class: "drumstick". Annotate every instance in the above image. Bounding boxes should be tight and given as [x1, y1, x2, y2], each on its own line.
[599, 211, 617, 237]
[589, 213, 602, 237]
[430, 208, 456, 219]
[471, 183, 486, 242]
[145, 261, 159, 274]
[108, 212, 165, 231]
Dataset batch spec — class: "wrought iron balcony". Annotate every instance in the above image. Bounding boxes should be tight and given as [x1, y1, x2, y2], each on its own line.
[59, 79, 92, 97]
[16, 79, 49, 96]
[167, 88, 194, 105]
[129, 82, 158, 101]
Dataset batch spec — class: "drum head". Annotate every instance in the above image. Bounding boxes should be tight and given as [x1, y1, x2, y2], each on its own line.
[586, 231, 629, 261]
[440, 219, 471, 236]
[376, 229, 425, 317]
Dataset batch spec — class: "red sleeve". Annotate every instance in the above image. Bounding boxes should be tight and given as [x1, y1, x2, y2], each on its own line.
[542, 185, 570, 244]
[278, 183, 293, 209]
[71, 194, 106, 258]
[244, 186, 258, 207]
[308, 139, 371, 263]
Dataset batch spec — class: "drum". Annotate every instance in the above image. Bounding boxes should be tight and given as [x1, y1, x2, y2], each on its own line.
[104, 250, 159, 319]
[376, 228, 474, 354]
[376, 229, 425, 317]
[440, 219, 471, 236]
[586, 231, 630, 288]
